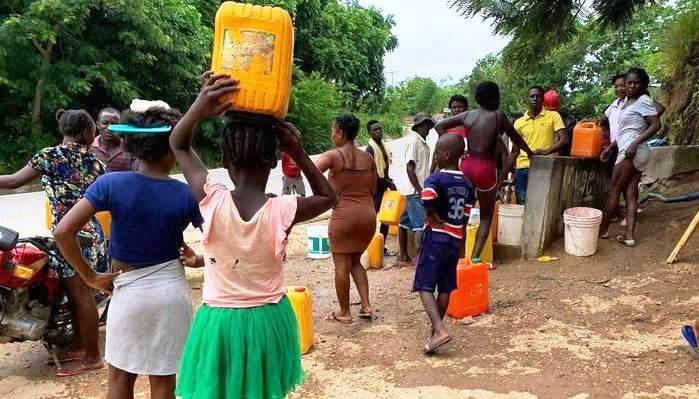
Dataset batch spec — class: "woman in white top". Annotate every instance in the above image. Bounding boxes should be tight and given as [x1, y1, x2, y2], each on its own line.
[599, 68, 662, 246]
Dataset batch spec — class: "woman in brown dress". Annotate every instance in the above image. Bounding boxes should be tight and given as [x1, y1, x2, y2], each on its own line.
[316, 114, 377, 323]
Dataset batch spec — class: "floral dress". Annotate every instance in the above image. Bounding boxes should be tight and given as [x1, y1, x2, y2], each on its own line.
[29, 142, 108, 278]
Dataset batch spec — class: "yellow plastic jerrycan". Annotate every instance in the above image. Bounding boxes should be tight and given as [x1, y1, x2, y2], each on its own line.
[377, 190, 406, 226]
[366, 233, 384, 269]
[286, 286, 314, 354]
[45, 199, 112, 240]
[388, 224, 398, 236]
[465, 224, 493, 265]
[212, 2, 294, 119]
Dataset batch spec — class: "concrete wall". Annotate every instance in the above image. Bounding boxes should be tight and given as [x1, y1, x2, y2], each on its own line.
[645, 145, 699, 181]
[520, 156, 609, 259]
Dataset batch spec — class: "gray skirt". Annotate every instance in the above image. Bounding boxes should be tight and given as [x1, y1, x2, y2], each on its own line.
[104, 259, 192, 376]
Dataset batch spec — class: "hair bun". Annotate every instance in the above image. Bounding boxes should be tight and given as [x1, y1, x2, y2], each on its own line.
[55, 109, 66, 122]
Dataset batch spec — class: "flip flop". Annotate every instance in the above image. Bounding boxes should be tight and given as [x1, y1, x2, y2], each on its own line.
[424, 335, 452, 354]
[682, 325, 698, 353]
[599, 232, 610, 239]
[384, 249, 397, 257]
[615, 235, 636, 247]
[325, 311, 352, 324]
[56, 361, 104, 377]
[358, 310, 373, 320]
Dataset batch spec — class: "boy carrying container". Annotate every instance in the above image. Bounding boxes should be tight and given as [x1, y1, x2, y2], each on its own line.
[413, 133, 475, 354]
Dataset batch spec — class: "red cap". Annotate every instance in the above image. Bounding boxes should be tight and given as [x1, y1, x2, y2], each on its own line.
[543, 90, 561, 111]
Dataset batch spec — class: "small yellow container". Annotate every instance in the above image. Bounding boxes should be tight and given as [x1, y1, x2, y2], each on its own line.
[465, 224, 494, 264]
[212, 2, 294, 119]
[366, 233, 384, 269]
[388, 224, 398, 236]
[286, 286, 314, 354]
[45, 198, 112, 240]
[377, 191, 406, 226]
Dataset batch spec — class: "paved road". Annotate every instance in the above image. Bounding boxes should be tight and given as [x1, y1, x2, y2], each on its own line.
[0, 130, 438, 237]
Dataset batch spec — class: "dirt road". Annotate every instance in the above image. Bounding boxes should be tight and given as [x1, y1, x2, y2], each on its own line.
[1, 198, 698, 398]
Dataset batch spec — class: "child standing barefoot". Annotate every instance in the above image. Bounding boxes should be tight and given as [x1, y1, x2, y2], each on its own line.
[170, 74, 336, 399]
[414, 133, 475, 354]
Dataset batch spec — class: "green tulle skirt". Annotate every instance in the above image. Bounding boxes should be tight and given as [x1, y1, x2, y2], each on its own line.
[176, 297, 305, 399]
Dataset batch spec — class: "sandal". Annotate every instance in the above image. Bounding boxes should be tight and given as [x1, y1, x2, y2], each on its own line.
[325, 311, 352, 324]
[384, 248, 397, 257]
[56, 361, 104, 377]
[424, 335, 452, 354]
[615, 235, 636, 247]
[599, 231, 610, 239]
[358, 309, 373, 320]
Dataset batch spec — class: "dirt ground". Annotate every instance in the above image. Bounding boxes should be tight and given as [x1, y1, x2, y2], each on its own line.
[1, 200, 698, 399]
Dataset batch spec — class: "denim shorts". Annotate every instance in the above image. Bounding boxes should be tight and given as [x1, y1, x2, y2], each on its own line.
[399, 194, 426, 231]
[412, 230, 460, 294]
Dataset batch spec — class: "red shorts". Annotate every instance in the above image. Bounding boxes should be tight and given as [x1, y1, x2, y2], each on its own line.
[460, 155, 497, 192]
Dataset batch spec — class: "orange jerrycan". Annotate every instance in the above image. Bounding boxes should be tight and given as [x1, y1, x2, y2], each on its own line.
[446, 259, 489, 319]
[366, 233, 384, 269]
[212, 2, 294, 119]
[377, 190, 406, 225]
[388, 224, 398, 236]
[571, 121, 603, 158]
[286, 286, 314, 354]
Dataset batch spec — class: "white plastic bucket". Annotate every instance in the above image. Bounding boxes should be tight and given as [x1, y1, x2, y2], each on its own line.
[563, 207, 603, 257]
[497, 204, 525, 246]
[306, 225, 331, 259]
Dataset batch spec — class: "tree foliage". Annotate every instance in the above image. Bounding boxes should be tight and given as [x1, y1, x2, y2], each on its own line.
[0, 0, 397, 172]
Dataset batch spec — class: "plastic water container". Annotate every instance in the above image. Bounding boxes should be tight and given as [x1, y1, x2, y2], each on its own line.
[388, 224, 398, 236]
[286, 286, 314, 354]
[497, 204, 525, 246]
[366, 232, 384, 269]
[465, 224, 493, 264]
[377, 191, 406, 226]
[306, 225, 330, 259]
[45, 199, 112, 240]
[564, 207, 603, 256]
[571, 121, 603, 158]
[212, 2, 294, 119]
[447, 259, 489, 319]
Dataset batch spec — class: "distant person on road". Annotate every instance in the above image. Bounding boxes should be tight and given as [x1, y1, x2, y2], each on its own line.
[281, 151, 305, 196]
[90, 107, 136, 172]
[510, 86, 568, 204]
[414, 133, 474, 354]
[0, 109, 107, 377]
[397, 112, 434, 265]
[599, 67, 662, 247]
[316, 114, 377, 323]
[435, 82, 533, 265]
[365, 119, 396, 255]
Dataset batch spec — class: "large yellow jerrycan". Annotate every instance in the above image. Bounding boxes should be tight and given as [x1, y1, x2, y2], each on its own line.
[465, 224, 494, 265]
[45, 199, 112, 240]
[212, 2, 294, 119]
[366, 233, 384, 269]
[377, 190, 406, 226]
[286, 286, 314, 354]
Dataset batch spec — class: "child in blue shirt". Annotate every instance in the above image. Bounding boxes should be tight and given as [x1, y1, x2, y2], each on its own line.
[413, 133, 475, 354]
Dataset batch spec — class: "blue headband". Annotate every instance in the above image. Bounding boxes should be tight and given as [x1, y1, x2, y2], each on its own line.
[107, 124, 172, 135]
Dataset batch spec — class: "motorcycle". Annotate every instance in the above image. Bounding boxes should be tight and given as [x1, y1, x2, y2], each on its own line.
[0, 224, 108, 368]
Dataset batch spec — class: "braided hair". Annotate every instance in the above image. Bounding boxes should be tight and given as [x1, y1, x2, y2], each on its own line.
[120, 107, 182, 162]
[55, 109, 95, 138]
[221, 112, 278, 169]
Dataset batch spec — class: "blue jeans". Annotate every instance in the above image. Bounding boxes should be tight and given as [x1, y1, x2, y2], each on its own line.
[399, 194, 426, 231]
[514, 169, 529, 205]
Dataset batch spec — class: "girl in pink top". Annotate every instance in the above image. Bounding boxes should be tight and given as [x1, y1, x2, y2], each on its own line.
[170, 73, 336, 399]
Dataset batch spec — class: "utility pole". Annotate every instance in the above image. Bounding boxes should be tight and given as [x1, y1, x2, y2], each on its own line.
[387, 69, 398, 86]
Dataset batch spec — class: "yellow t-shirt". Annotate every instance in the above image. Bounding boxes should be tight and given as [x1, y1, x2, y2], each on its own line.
[513, 109, 565, 169]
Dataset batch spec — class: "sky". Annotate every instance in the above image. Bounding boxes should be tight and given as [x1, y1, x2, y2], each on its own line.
[358, 0, 511, 86]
